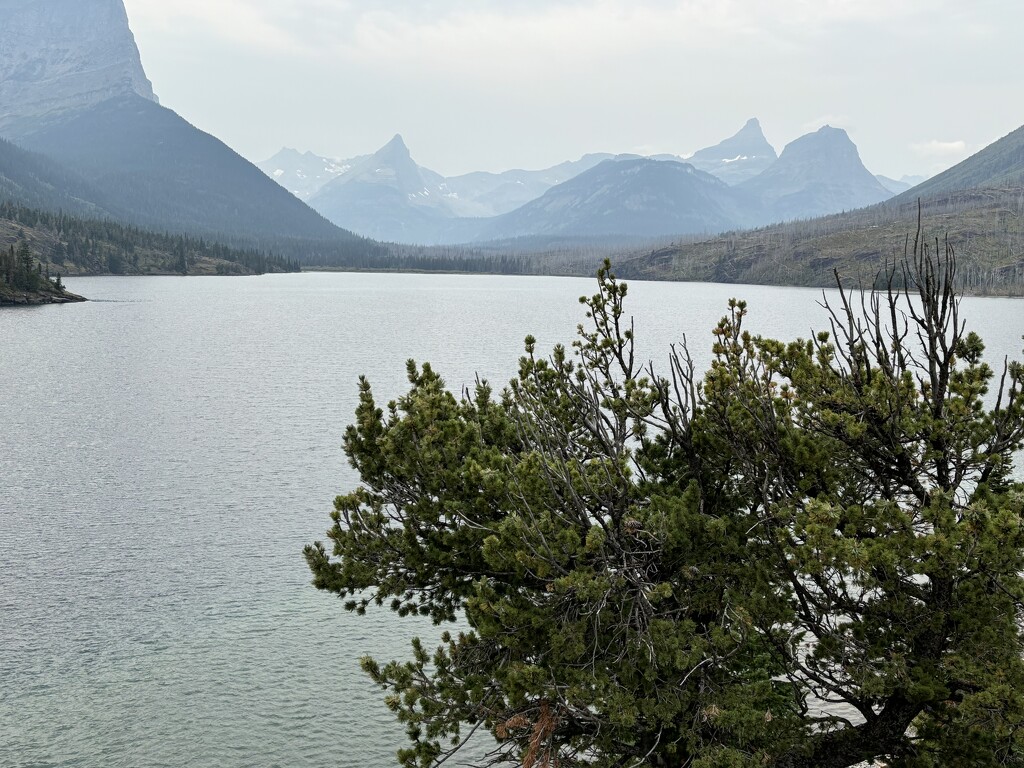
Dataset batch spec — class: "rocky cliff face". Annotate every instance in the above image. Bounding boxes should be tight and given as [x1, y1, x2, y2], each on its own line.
[0, 0, 156, 138]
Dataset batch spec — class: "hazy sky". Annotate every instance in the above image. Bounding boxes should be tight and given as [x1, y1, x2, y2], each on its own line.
[121, 0, 1022, 179]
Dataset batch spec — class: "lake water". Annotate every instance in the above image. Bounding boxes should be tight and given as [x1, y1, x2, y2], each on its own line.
[2, 272, 1021, 768]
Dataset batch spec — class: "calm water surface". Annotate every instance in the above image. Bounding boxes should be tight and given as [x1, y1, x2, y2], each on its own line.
[2, 272, 1021, 767]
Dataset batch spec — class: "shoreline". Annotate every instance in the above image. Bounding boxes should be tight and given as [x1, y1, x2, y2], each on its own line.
[0, 286, 87, 307]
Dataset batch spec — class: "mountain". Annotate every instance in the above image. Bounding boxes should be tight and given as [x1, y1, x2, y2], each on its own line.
[875, 175, 929, 194]
[475, 158, 758, 241]
[611, 185, 1024, 293]
[0, 0, 156, 136]
[0, 0, 366, 248]
[267, 141, 623, 223]
[308, 134, 478, 244]
[739, 126, 893, 222]
[876, 175, 913, 195]
[894, 124, 1024, 200]
[687, 118, 778, 185]
[443, 154, 617, 217]
[256, 147, 362, 201]
[609, 124, 1024, 292]
[0, 136, 119, 217]
[11, 93, 348, 242]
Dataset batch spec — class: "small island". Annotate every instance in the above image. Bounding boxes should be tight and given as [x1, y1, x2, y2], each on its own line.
[1, 241, 86, 306]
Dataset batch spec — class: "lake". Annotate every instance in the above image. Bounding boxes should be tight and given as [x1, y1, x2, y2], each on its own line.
[2, 272, 1021, 767]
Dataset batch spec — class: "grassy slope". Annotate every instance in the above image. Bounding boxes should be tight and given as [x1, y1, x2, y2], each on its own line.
[610, 187, 1024, 294]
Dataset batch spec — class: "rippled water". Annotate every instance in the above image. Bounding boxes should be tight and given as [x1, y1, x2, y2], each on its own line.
[2, 273, 1021, 767]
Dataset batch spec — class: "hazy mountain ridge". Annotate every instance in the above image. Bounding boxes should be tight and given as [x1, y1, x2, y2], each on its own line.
[283, 122, 902, 246]
[610, 132, 1024, 293]
[14, 0, 1011, 281]
[263, 143, 622, 221]
[739, 126, 893, 222]
[255, 147, 362, 201]
[12, 93, 352, 243]
[307, 134, 473, 244]
[475, 158, 761, 240]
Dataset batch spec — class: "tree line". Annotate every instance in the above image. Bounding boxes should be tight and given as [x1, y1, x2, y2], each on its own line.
[1, 240, 63, 292]
[0, 201, 302, 275]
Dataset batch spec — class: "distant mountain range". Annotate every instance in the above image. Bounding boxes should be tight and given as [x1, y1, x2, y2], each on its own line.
[258, 147, 362, 201]
[259, 120, 905, 245]
[474, 159, 759, 240]
[613, 122, 1024, 292]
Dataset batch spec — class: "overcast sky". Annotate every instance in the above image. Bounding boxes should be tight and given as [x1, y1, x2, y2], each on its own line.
[121, 0, 1021, 180]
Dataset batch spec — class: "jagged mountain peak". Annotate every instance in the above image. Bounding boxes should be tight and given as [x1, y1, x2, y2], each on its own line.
[687, 118, 778, 185]
[370, 133, 413, 164]
[0, 0, 157, 137]
[350, 133, 431, 183]
[737, 117, 765, 135]
[307, 134, 459, 242]
[255, 147, 357, 201]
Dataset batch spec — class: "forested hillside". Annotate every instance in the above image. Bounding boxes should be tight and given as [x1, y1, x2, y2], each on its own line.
[613, 187, 1024, 293]
[0, 137, 119, 218]
[0, 202, 300, 276]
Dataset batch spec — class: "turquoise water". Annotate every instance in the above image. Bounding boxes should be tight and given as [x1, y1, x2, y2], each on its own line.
[2, 272, 1021, 767]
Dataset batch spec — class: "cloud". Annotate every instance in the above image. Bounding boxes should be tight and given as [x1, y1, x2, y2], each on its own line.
[127, 0, 872, 71]
[335, 2, 775, 77]
[910, 139, 969, 157]
[125, 0, 970, 82]
[126, 0, 313, 54]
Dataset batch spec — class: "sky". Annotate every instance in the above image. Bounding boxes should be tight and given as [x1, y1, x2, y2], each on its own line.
[121, 0, 1022, 180]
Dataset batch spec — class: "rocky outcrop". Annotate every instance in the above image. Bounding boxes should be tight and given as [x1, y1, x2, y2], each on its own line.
[0, 284, 87, 306]
[0, 0, 156, 138]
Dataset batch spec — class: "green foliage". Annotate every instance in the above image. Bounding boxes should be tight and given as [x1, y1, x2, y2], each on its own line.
[307, 239, 1024, 768]
[1, 240, 45, 291]
[0, 201, 302, 275]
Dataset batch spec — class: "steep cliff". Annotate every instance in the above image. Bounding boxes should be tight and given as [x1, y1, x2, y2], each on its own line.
[0, 0, 156, 137]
